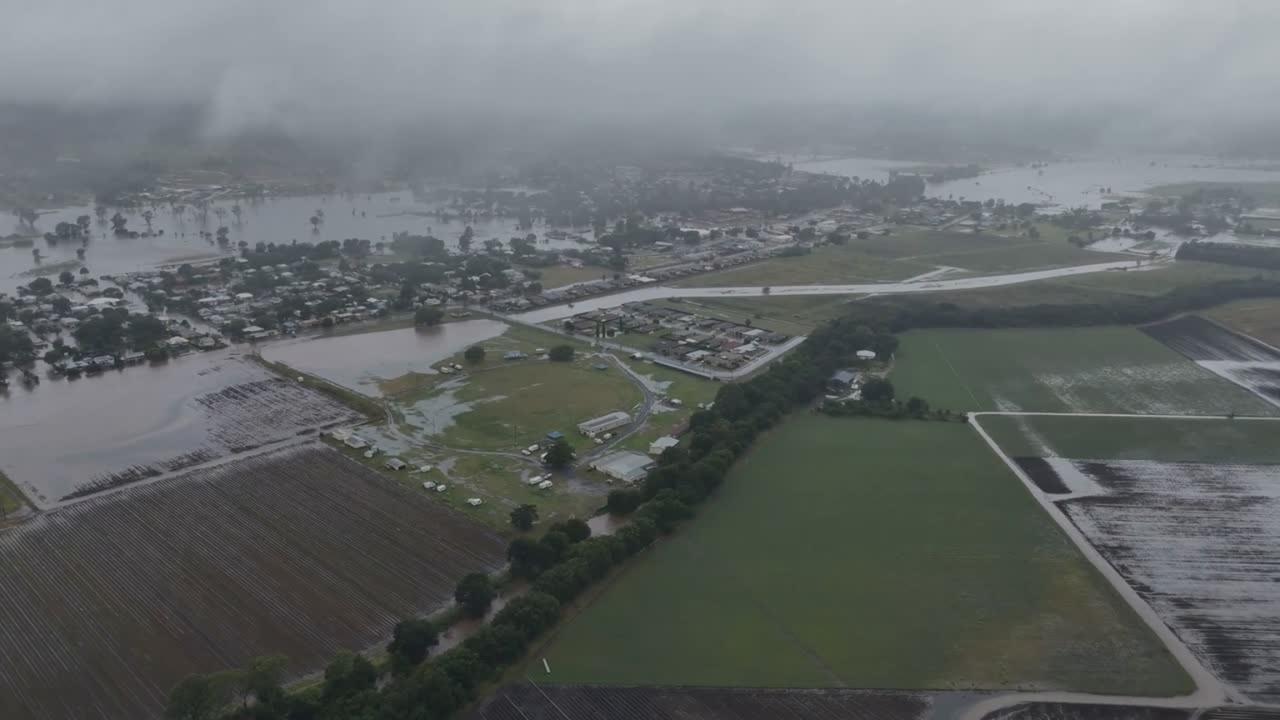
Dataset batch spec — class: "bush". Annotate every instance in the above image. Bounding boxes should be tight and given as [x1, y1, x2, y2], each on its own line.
[414, 306, 444, 326]
[463, 345, 485, 363]
[509, 503, 538, 531]
[548, 344, 574, 361]
[606, 489, 642, 515]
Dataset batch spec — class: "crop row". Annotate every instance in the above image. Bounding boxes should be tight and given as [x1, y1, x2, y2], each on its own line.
[0, 445, 506, 720]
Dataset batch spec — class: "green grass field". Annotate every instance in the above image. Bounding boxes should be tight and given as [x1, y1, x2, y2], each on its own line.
[891, 327, 1277, 416]
[979, 414, 1280, 464]
[676, 245, 929, 287]
[540, 416, 1190, 694]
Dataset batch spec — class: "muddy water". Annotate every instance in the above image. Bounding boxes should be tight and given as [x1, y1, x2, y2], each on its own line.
[0, 349, 262, 506]
[260, 319, 507, 395]
[797, 155, 1280, 209]
[0, 191, 590, 294]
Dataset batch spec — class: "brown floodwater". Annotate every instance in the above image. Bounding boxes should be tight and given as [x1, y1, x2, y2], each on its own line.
[260, 319, 508, 395]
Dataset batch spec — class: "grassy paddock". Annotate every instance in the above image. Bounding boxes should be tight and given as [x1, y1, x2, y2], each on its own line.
[1205, 298, 1280, 349]
[541, 415, 1190, 694]
[891, 326, 1277, 416]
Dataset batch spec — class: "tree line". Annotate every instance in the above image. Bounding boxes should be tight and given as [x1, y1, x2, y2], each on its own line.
[1176, 242, 1280, 271]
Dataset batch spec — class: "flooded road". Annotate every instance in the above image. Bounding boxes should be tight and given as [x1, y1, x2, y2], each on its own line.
[0, 348, 356, 507]
[0, 191, 590, 294]
[797, 155, 1280, 209]
[260, 319, 508, 395]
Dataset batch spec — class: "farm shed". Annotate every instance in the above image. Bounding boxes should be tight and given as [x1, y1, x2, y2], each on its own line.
[577, 411, 632, 437]
[384, 458, 408, 471]
[648, 436, 679, 456]
[856, 349, 878, 360]
[590, 451, 655, 484]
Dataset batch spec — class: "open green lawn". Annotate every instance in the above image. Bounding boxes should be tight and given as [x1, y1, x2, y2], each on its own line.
[522, 264, 613, 289]
[649, 296, 849, 335]
[674, 246, 931, 287]
[891, 327, 1277, 415]
[420, 360, 643, 453]
[0, 470, 29, 518]
[979, 414, 1280, 464]
[541, 416, 1190, 694]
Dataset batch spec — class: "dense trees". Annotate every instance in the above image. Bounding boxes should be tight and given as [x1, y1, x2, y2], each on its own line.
[860, 378, 895, 404]
[548, 344, 574, 362]
[463, 345, 485, 363]
[1177, 241, 1280, 270]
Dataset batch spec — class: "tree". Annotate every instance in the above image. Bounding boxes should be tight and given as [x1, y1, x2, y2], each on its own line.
[510, 503, 538, 531]
[215, 226, 230, 245]
[111, 212, 128, 235]
[459, 225, 474, 253]
[234, 654, 288, 710]
[165, 673, 232, 720]
[27, 277, 53, 296]
[543, 438, 574, 469]
[309, 215, 322, 232]
[905, 396, 929, 417]
[322, 652, 377, 701]
[548, 344, 574, 362]
[464, 344, 486, 363]
[860, 378, 895, 404]
[387, 619, 438, 674]
[606, 489, 642, 515]
[414, 306, 444, 326]
[454, 572, 496, 619]
[557, 518, 591, 543]
[58, 270, 75, 285]
[142, 209, 155, 231]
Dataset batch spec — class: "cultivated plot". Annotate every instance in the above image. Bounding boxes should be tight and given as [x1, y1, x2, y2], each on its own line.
[1142, 315, 1280, 408]
[0, 445, 506, 720]
[0, 351, 358, 506]
[539, 416, 1190, 694]
[892, 327, 1277, 416]
[983, 415, 1280, 704]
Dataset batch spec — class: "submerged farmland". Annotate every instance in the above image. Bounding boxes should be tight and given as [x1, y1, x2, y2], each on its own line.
[0, 445, 506, 720]
[1142, 315, 1280, 409]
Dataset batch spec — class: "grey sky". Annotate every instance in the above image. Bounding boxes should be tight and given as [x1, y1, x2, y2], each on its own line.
[4, 0, 1278, 142]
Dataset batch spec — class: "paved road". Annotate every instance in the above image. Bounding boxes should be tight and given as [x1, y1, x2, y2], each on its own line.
[513, 258, 1153, 323]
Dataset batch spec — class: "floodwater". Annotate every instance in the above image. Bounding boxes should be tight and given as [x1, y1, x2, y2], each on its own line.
[797, 155, 1280, 209]
[0, 348, 353, 507]
[260, 318, 508, 395]
[0, 190, 591, 294]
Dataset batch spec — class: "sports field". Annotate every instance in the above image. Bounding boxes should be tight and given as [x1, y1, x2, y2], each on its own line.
[891, 327, 1277, 415]
[540, 416, 1190, 694]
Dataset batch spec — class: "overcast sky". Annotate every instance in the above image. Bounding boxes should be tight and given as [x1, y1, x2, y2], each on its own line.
[4, 0, 1278, 142]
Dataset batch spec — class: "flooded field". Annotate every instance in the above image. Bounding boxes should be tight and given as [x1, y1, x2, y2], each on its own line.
[0, 444, 505, 720]
[0, 349, 357, 506]
[1142, 316, 1280, 409]
[796, 155, 1280, 209]
[261, 318, 508, 395]
[1029, 459, 1280, 703]
[0, 190, 589, 294]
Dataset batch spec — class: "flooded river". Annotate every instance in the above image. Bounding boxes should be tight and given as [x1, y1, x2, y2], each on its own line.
[797, 155, 1280, 209]
[0, 190, 590, 294]
[261, 319, 508, 395]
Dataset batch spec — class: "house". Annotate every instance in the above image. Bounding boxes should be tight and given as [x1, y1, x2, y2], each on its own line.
[344, 435, 369, 450]
[648, 436, 679, 456]
[577, 411, 631, 437]
[545, 430, 566, 444]
[827, 369, 860, 395]
[384, 458, 408, 471]
[503, 351, 529, 361]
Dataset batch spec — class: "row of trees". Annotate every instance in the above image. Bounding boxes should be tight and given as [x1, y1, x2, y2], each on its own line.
[1176, 241, 1280, 271]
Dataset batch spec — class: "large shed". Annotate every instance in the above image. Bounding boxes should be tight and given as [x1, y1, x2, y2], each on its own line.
[590, 451, 655, 484]
[577, 411, 632, 437]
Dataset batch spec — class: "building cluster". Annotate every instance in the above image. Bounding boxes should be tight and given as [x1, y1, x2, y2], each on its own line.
[559, 301, 791, 373]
